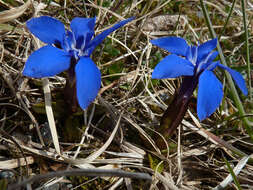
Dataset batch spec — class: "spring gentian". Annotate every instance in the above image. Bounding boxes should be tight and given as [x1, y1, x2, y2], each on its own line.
[151, 37, 248, 121]
[23, 16, 134, 109]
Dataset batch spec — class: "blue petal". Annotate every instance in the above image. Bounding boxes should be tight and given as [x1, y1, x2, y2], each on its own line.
[198, 51, 219, 71]
[26, 16, 65, 45]
[23, 45, 71, 78]
[75, 57, 101, 109]
[191, 46, 198, 63]
[152, 54, 194, 79]
[185, 46, 192, 61]
[206, 61, 219, 71]
[70, 17, 96, 49]
[217, 63, 248, 95]
[197, 38, 217, 62]
[197, 70, 223, 121]
[86, 17, 135, 56]
[151, 37, 189, 57]
[206, 51, 219, 63]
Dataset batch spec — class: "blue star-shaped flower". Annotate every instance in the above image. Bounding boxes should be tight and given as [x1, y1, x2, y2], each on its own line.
[23, 16, 134, 109]
[151, 37, 248, 121]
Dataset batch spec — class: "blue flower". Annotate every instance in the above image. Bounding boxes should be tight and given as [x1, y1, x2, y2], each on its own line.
[23, 16, 134, 109]
[151, 37, 248, 121]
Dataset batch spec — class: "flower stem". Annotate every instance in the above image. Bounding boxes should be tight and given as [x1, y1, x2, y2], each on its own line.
[64, 61, 78, 113]
[200, 0, 253, 138]
[156, 76, 198, 147]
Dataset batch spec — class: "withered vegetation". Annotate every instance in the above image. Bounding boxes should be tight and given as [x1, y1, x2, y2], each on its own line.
[0, 0, 253, 189]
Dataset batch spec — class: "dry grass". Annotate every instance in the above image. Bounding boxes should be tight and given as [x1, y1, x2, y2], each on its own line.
[0, 0, 253, 189]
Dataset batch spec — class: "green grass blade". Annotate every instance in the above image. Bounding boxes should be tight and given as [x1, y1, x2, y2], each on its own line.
[218, 0, 236, 40]
[224, 158, 242, 190]
[199, 0, 253, 139]
[241, 0, 252, 100]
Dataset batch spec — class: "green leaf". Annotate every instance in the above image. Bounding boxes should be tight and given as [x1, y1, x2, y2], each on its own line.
[148, 154, 164, 173]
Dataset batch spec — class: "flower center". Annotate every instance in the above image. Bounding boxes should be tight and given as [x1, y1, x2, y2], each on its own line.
[63, 31, 86, 61]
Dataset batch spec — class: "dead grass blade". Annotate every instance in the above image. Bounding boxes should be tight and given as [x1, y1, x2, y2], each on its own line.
[0, 0, 31, 23]
[153, 172, 179, 190]
[109, 178, 124, 190]
[123, 116, 161, 154]
[213, 155, 250, 190]
[63, 114, 122, 164]
[85, 1, 125, 20]
[43, 78, 61, 155]
[187, 110, 248, 158]
[0, 156, 34, 170]
[1, 137, 61, 161]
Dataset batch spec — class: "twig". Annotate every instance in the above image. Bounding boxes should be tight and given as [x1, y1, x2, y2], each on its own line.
[8, 169, 152, 189]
